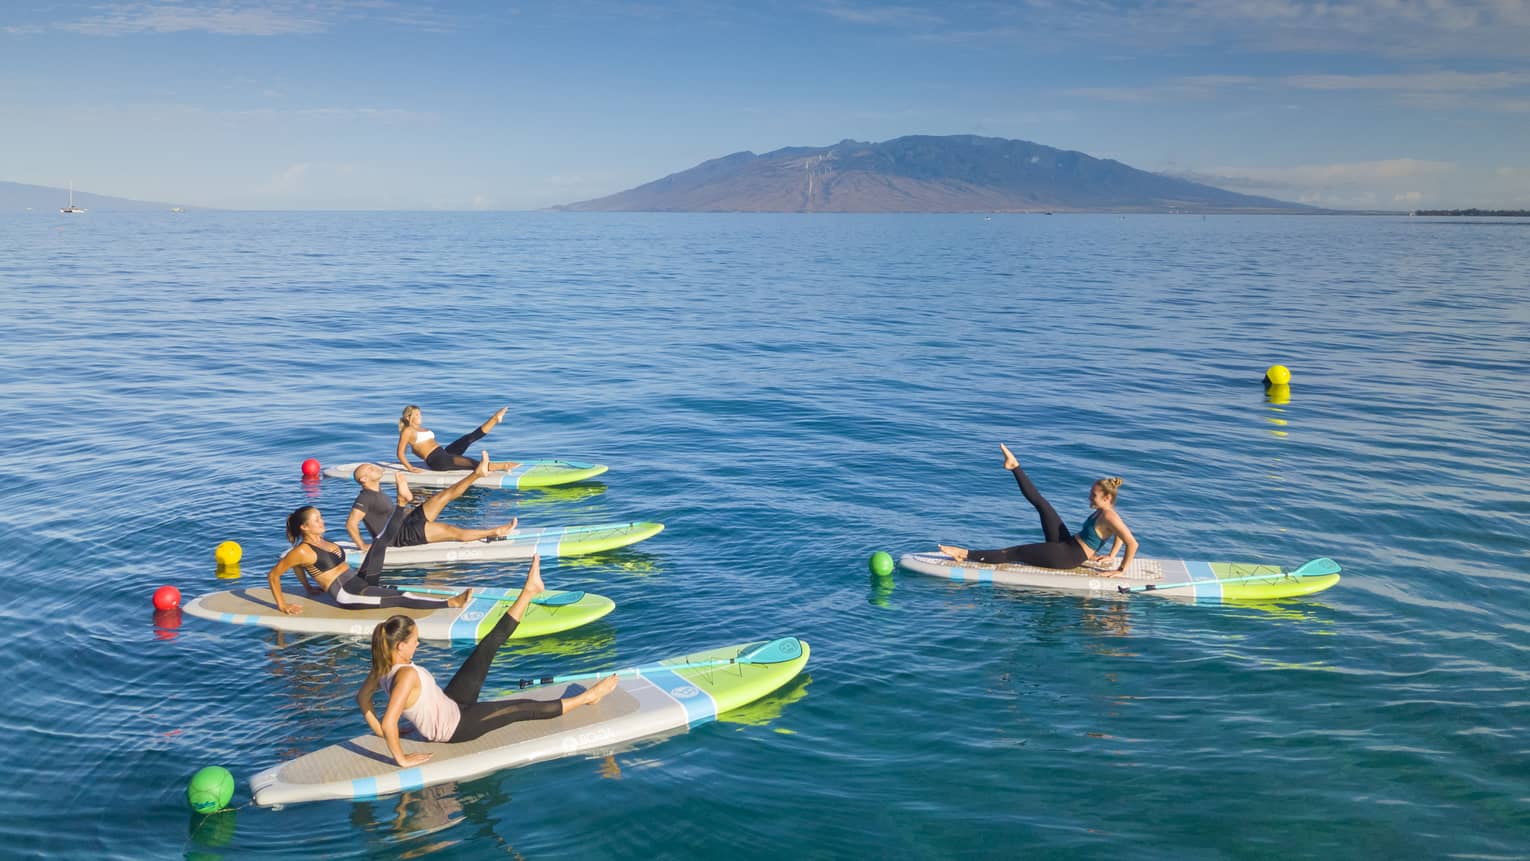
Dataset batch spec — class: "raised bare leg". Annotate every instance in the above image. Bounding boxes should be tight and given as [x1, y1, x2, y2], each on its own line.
[502, 555, 545, 623]
[480, 406, 509, 433]
[421, 452, 490, 521]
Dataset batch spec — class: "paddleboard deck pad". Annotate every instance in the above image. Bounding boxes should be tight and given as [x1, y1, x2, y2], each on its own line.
[250, 637, 811, 806]
[898, 553, 1339, 603]
[183, 586, 614, 641]
[339, 521, 663, 567]
[324, 460, 608, 489]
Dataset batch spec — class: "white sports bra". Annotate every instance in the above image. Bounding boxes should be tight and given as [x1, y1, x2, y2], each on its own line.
[412, 429, 436, 444]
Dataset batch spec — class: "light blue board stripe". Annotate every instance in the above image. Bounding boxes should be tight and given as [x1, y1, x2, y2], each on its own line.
[536, 534, 562, 557]
[1186, 561, 1220, 604]
[396, 768, 425, 793]
[642, 667, 720, 727]
[448, 600, 497, 641]
[351, 776, 379, 799]
[948, 564, 991, 584]
[502, 463, 534, 488]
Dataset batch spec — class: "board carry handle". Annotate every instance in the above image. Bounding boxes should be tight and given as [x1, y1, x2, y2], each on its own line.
[502, 637, 804, 694]
[1117, 557, 1342, 594]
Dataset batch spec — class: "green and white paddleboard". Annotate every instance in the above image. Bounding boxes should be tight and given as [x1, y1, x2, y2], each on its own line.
[183, 586, 614, 641]
[899, 552, 1341, 603]
[324, 460, 608, 489]
[250, 637, 811, 806]
[338, 521, 664, 568]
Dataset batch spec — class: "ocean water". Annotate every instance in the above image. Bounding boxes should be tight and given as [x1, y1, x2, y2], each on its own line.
[2, 211, 1528, 859]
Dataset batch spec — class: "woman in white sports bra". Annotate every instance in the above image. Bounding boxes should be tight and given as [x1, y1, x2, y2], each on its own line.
[356, 556, 619, 767]
[396, 404, 521, 473]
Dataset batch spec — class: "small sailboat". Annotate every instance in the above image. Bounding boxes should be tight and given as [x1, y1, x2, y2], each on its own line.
[61, 182, 86, 214]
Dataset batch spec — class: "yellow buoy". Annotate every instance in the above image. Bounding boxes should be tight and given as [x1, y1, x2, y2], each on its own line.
[1264, 364, 1291, 386]
[214, 540, 243, 566]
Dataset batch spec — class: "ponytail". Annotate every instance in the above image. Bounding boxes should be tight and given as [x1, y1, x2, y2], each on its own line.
[369, 615, 416, 683]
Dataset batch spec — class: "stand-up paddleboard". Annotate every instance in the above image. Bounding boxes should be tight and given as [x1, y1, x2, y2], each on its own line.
[250, 637, 811, 806]
[324, 460, 608, 490]
[338, 521, 664, 567]
[898, 553, 1340, 603]
[183, 586, 614, 641]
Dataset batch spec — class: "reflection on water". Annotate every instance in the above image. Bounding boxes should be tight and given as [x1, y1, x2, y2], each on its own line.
[153, 608, 183, 641]
[513, 483, 609, 509]
[554, 549, 665, 576]
[186, 808, 239, 860]
[718, 673, 812, 727]
[867, 572, 895, 608]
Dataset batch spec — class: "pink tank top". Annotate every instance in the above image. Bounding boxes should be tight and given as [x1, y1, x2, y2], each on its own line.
[382, 663, 461, 742]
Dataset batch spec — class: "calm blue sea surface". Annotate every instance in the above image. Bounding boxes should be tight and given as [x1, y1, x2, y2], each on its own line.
[2, 211, 1528, 859]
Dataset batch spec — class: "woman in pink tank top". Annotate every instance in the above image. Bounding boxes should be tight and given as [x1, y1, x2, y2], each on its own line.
[356, 555, 620, 768]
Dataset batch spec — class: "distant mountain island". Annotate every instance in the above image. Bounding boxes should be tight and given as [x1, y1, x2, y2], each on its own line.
[1412, 209, 1530, 217]
[554, 135, 1318, 214]
[0, 180, 192, 212]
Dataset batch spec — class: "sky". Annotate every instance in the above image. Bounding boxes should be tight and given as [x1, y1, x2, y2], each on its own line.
[3, 0, 1528, 210]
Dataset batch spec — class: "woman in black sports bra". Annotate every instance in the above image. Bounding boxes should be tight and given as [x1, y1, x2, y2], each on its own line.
[266, 475, 473, 615]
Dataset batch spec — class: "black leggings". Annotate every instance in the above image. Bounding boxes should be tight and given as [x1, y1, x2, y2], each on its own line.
[966, 466, 1088, 570]
[329, 504, 453, 609]
[424, 427, 487, 471]
[445, 611, 565, 743]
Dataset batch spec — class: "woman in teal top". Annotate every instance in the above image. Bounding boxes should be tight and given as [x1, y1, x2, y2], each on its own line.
[940, 443, 1139, 573]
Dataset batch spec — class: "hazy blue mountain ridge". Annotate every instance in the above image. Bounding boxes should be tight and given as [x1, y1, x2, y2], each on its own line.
[0, 180, 190, 211]
[556, 135, 1317, 213]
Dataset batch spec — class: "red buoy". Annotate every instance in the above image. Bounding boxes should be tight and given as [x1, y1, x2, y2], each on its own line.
[153, 585, 181, 611]
[301, 458, 321, 478]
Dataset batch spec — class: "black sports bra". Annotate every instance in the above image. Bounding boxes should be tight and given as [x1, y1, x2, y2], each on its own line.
[304, 541, 347, 571]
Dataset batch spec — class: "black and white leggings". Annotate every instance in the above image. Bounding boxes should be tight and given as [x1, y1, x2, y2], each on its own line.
[327, 504, 453, 609]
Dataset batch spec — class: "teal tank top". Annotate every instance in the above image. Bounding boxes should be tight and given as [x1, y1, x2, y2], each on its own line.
[1078, 511, 1109, 552]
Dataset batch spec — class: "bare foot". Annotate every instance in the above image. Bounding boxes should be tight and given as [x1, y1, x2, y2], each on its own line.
[491, 460, 521, 473]
[447, 588, 474, 608]
[396, 473, 415, 505]
[586, 674, 619, 703]
[938, 544, 970, 562]
[522, 555, 544, 598]
[489, 517, 519, 538]
[999, 443, 1019, 470]
[482, 406, 509, 433]
[474, 450, 491, 477]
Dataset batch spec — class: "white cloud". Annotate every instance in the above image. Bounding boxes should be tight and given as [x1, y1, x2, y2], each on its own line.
[1283, 71, 1530, 92]
[816, 0, 1530, 59]
[818, 2, 946, 27]
[1394, 190, 1424, 202]
[1070, 69, 1530, 114]
[45, 1, 458, 37]
[62, 3, 328, 36]
[1192, 159, 1457, 189]
[259, 162, 310, 195]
